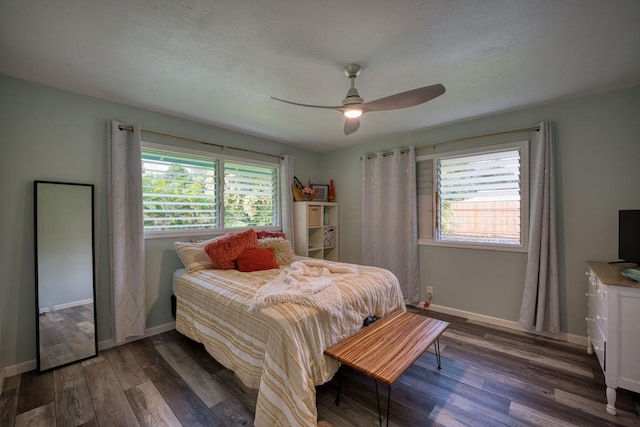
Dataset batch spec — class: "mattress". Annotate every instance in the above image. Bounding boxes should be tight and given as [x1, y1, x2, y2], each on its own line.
[174, 260, 405, 426]
[172, 268, 187, 295]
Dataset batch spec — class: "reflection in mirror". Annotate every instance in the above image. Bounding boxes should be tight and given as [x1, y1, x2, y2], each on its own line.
[35, 181, 98, 372]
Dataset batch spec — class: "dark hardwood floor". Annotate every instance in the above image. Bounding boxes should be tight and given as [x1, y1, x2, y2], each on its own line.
[1, 306, 639, 426]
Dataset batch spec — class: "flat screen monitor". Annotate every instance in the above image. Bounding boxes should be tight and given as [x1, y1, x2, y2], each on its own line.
[619, 210, 640, 265]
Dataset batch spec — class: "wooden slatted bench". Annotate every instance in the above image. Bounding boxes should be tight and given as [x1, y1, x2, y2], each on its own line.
[325, 310, 449, 426]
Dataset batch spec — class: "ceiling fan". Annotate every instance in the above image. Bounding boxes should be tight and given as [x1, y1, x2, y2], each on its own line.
[271, 63, 445, 136]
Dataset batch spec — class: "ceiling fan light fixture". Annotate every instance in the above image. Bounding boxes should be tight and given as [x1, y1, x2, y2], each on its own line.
[344, 109, 362, 118]
[271, 63, 446, 135]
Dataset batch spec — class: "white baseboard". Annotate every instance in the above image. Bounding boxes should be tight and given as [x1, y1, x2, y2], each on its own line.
[414, 302, 588, 347]
[98, 321, 176, 351]
[2, 359, 37, 379]
[1, 321, 176, 380]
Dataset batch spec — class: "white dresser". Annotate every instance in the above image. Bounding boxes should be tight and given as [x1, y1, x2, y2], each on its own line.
[586, 261, 640, 415]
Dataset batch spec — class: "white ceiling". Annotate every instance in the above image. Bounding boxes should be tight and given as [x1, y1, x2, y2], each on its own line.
[2, 1, 640, 152]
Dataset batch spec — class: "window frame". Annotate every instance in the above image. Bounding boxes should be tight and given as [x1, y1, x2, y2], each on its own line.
[141, 142, 281, 240]
[417, 140, 529, 252]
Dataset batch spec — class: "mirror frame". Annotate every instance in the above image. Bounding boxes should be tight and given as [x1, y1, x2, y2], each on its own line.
[34, 180, 98, 372]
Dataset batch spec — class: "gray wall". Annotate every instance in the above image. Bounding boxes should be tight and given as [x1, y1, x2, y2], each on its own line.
[0, 75, 321, 369]
[321, 85, 640, 337]
[2, 72, 639, 372]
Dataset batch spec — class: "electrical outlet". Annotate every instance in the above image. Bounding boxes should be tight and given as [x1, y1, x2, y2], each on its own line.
[426, 286, 434, 298]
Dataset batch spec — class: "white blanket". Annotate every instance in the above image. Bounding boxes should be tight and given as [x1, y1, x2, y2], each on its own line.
[250, 259, 358, 314]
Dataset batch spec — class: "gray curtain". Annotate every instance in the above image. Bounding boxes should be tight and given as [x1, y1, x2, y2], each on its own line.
[279, 155, 295, 250]
[107, 121, 146, 343]
[361, 147, 420, 303]
[518, 121, 559, 333]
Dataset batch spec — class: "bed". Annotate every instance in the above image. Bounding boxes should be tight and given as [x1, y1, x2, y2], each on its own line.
[172, 233, 405, 426]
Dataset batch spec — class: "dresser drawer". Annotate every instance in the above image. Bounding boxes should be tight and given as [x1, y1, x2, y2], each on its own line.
[587, 267, 608, 372]
[590, 321, 607, 371]
[591, 288, 607, 332]
[587, 269, 607, 332]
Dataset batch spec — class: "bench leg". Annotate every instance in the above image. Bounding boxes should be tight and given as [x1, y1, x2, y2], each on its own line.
[375, 381, 381, 426]
[435, 338, 442, 369]
[374, 380, 392, 427]
[334, 366, 343, 406]
[386, 384, 391, 427]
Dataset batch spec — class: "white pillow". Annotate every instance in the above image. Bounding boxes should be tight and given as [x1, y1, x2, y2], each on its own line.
[257, 238, 296, 266]
[174, 235, 227, 271]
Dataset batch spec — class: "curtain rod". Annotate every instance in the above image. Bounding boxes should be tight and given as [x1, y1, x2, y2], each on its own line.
[419, 125, 540, 151]
[362, 125, 540, 160]
[117, 125, 283, 160]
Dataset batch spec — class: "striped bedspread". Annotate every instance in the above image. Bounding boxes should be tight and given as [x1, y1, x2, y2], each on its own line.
[175, 258, 405, 426]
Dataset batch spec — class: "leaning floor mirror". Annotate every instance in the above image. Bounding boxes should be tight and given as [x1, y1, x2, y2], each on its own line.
[34, 181, 98, 372]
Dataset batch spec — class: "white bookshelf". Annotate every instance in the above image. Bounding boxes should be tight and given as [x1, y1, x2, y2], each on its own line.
[293, 202, 339, 261]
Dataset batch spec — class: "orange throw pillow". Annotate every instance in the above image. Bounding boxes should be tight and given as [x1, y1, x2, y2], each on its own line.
[204, 229, 258, 270]
[236, 248, 279, 272]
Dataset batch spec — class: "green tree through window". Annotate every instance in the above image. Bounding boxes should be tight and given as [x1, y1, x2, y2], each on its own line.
[141, 147, 278, 234]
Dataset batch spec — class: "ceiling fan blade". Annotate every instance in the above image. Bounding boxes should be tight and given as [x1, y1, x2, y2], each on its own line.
[271, 96, 343, 110]
[344, 117, 360, 136]
[362, 84, 446, 112]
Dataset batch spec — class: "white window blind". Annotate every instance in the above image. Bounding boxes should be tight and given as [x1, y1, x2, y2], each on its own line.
[224, 161, 278, 228]
[438, 148, 522, 245]
[417, 140, 528, 250]
[417, 159, 434, 240]
[141, 149, 219, 231]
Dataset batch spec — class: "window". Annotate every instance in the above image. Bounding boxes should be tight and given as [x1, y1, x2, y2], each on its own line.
[141, 143, 279, 237]
[417, 141, 528, 251]
[223, 161, 278, 228]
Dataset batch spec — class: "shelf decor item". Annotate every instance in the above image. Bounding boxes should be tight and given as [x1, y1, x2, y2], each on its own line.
[329, 179, 336, 202]
[292, 176, 305, 202]
[303, 187, 314, 201]
[323, 226, 337, 248]
[304, 180, 315, 201]
[314, 185, 329, 202]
